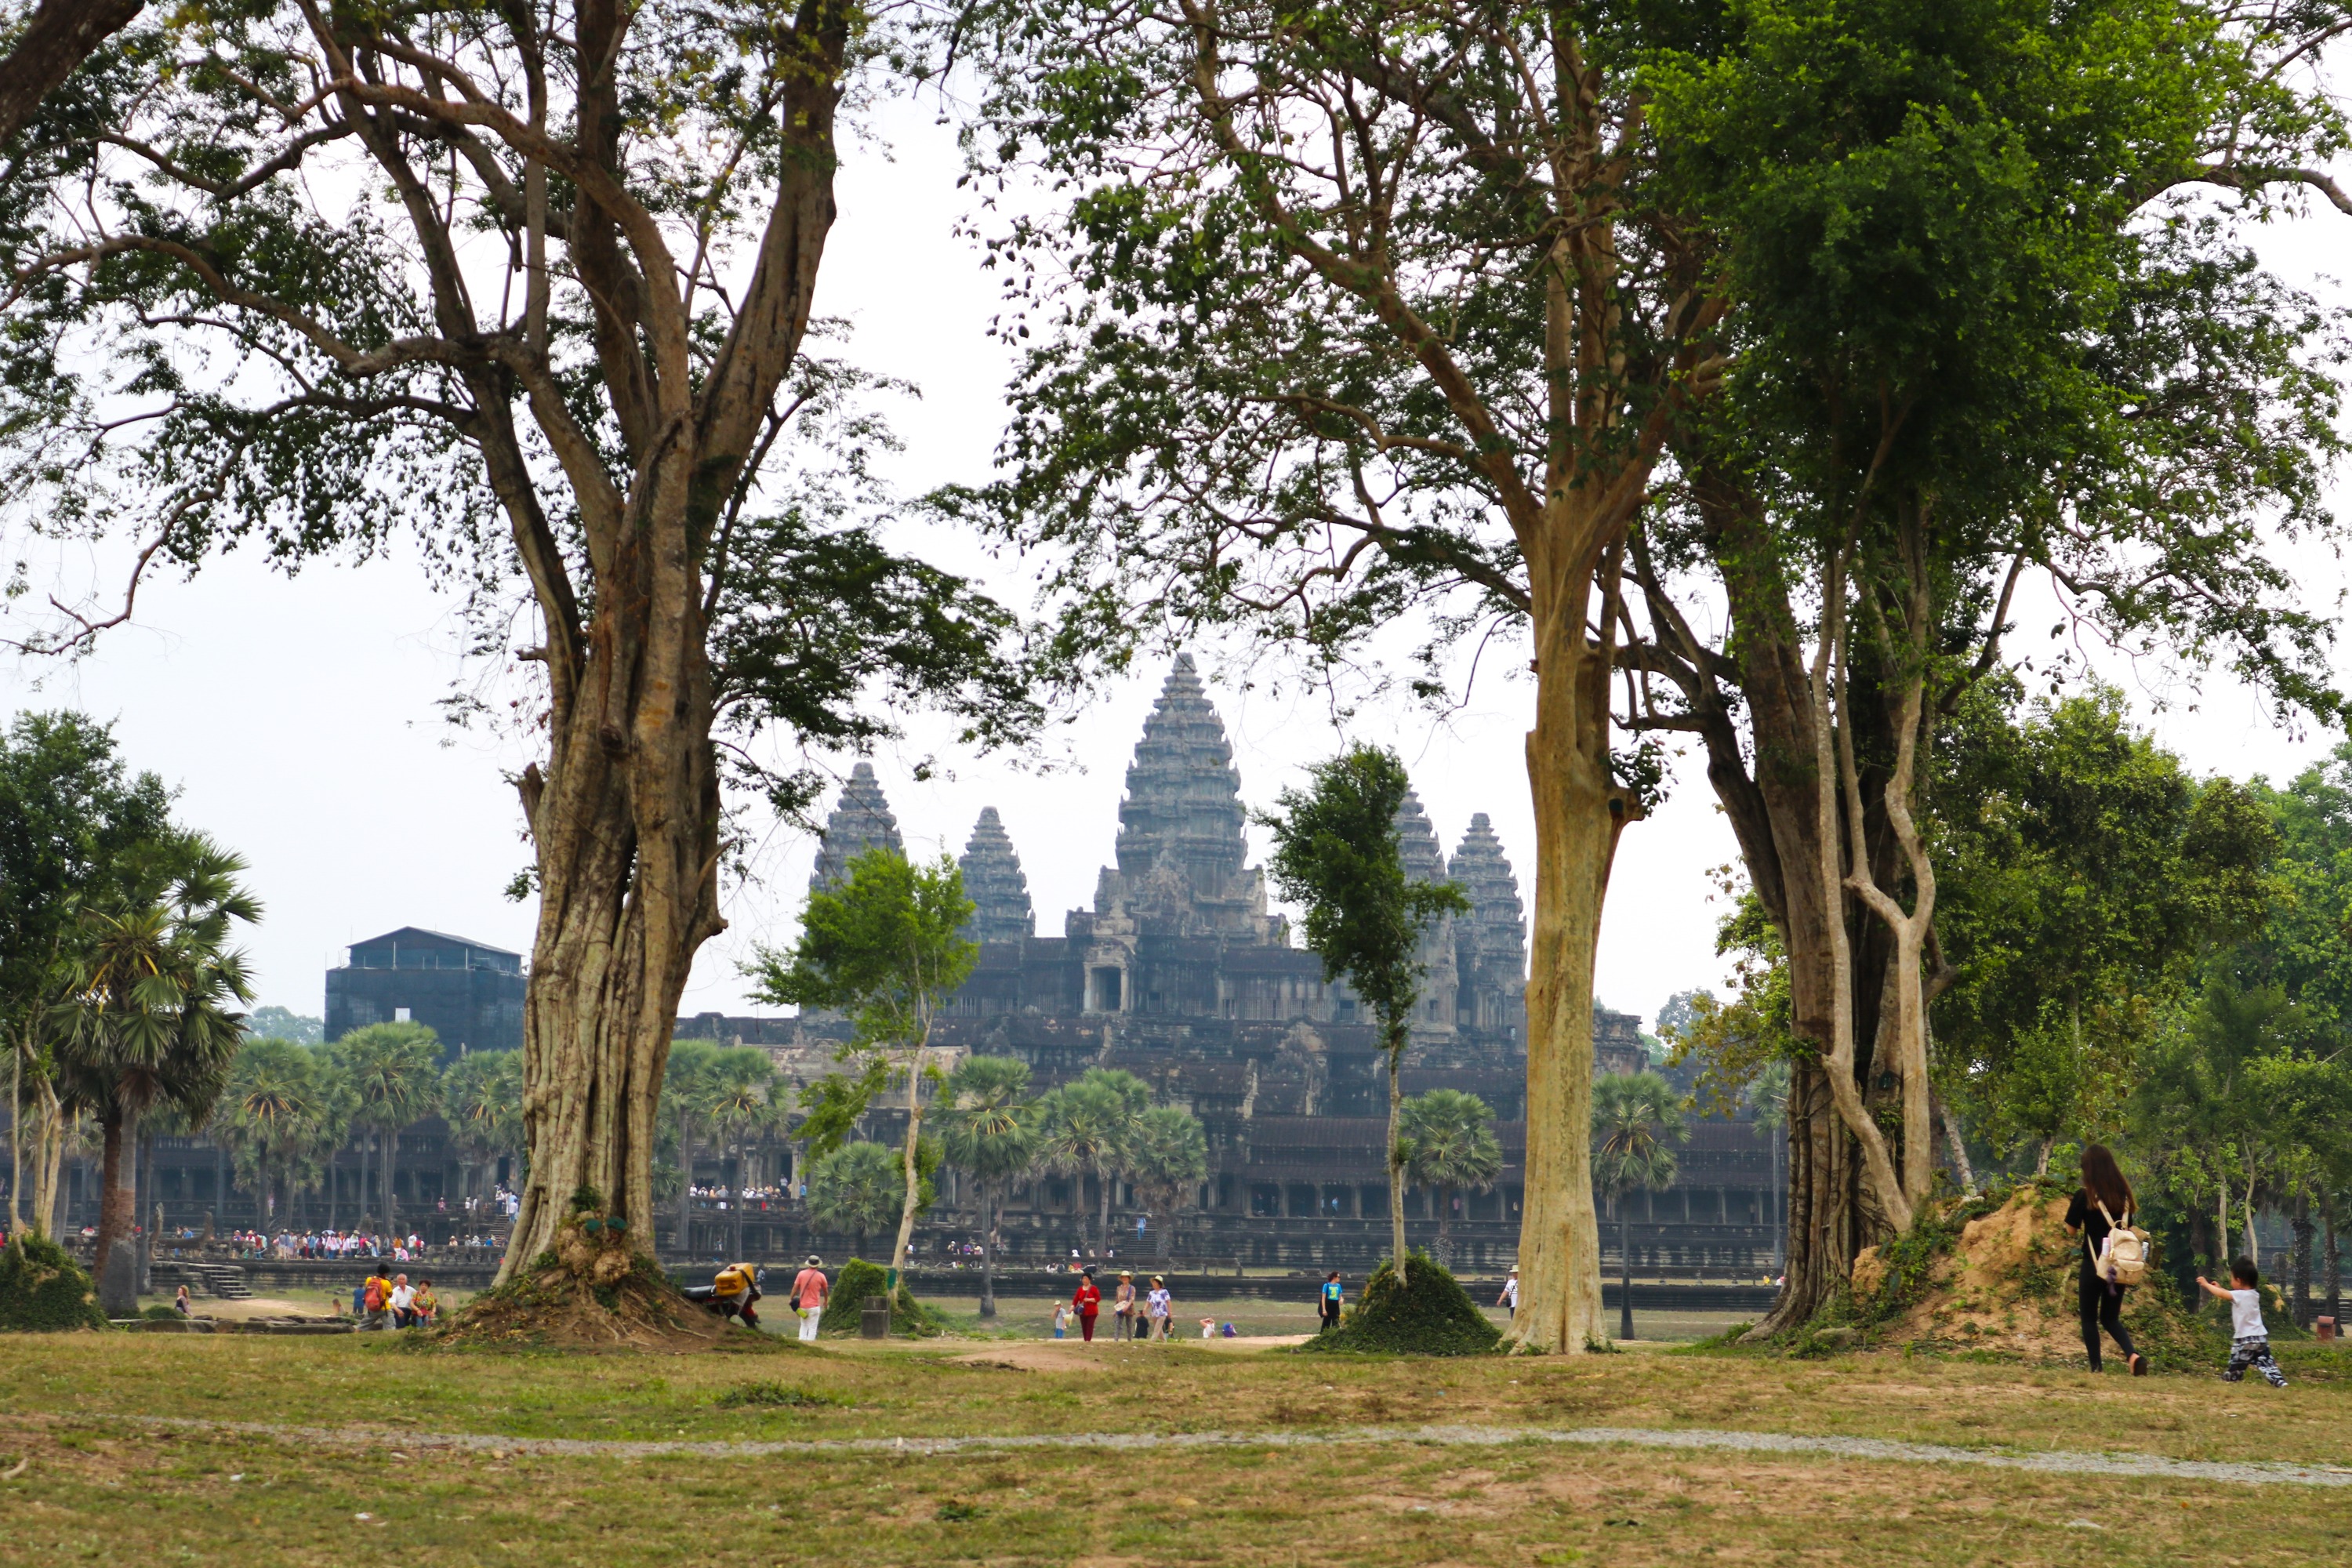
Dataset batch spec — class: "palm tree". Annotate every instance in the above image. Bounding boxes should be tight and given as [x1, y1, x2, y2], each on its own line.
[441, 1047, 524, 1214]
[1127, 1105, 1208, 1261]
[48, 837, 258, 1313]
[807, 1140, 909, 1259]
[661, 1039, 724, 1255]
[218, 1037, 342, 1227]
[937, 1053, 1038, 1318]
[1036, 1073, 1142, 1256]
[1400, 1088, 1504, 1265]
[333, 1022, 442, 1236]
[1592, 1071, 1689, 1342]
[701, 1047, 779, 1260]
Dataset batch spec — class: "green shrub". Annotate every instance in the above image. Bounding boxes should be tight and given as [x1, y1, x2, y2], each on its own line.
[715, 1380, 853, 1409]
[142, 1304, 183, 1320]
[1297, 1252, 1501, 1357]
[0, 1234, 108, 1332]
[814, 1258, 942, 1337]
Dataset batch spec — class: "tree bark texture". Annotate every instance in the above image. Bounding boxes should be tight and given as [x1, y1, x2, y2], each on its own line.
[95, 1113, 135, 1316]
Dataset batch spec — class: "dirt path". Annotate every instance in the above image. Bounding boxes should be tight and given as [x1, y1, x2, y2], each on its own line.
[83, 1414, 2352, 1490]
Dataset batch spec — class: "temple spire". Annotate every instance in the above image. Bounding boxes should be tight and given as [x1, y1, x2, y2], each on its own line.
[1449, 812, 1527, 1037]
[1395, 787, 1458, 1034]
[958, 807, 1035, 943]
[809, 761, 902, 895]
[1113, 652, 1247, 892]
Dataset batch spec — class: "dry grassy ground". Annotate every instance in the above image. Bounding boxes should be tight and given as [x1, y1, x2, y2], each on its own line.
[2, 1330, 2347, 1565]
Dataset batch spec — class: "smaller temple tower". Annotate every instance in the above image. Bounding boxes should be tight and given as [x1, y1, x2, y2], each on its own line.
[1450, 812, 1526, 1040]
[1395, 787, 1459, 1036]
[957, 807, 1035, 943]
[810, 761, 903, 893]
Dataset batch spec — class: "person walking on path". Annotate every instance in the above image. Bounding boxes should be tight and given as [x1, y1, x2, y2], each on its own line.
[2063, 1144, 2147, 1376]
[1146, 1276, 1173, 1341]
[1319, 1272, 1344, 1332]
[1497, 1268, 1519, 1319]
[790, 1255, 830, 1343]
[1073, 1269, 1102, 1341]
[2199, 1260, 2290, 1388]
[1112, 1271, 1138, 1341]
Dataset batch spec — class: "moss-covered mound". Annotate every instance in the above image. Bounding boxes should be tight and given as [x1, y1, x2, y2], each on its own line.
[0, 1233, 108, 1332]
[1298, 1252, 1501, 1357]
[816, 1258, 944, 1338]
[1828, 1181, 2226, 1370]
[436, 1189, 779, 1352]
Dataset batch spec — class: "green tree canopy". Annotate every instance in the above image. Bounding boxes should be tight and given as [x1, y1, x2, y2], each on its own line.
[1400, 1088, 1503, 1267]
[750, 847, 977, 1277]
[1263, 744, 1468, 1279]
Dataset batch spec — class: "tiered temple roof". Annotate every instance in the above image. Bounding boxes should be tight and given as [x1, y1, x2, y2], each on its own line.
[809, 761, 903, 894]
[1395, 787, 1460, 1034]
[958, 807, 1035, 943]
[1450, 812, 1527, 1037]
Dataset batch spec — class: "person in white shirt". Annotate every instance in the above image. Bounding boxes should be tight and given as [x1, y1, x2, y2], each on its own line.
[387, 1274, 418, 1329]
[2198, 1259, 2288, 1387]
[1145, 1278, 1173, 1341]
[1497, 1268, 1519, 1317]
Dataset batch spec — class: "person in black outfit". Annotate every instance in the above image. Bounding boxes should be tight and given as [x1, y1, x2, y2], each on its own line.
[2063, 1143, 2147, 1376]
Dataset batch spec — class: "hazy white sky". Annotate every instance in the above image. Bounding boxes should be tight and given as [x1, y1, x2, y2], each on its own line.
[5, 86, 2347, 1033]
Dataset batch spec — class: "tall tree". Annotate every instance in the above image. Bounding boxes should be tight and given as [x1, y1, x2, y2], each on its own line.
[47, 835, 256, 1312]
[935, 1052, 1037, 1319]
[1399, 1088, 1504, 1267]
[441, 1048, 524, 1214]
[1033, 1074, 1142, 1258]
[1592, 1070, 1687, 1342]
[1615, 0, 2348, 1329]
[959, 0, 1734, 1353]
[1263, 745, 1468, 1284]
[0, 1, 1051, 1295]
[1127, 1104, 1208, 1262]
[805, 1139, 913, 1261]
[750, 848, 978, 1279]
[217, 1036, 342, 1227]
[332, 1022, 441, 1236]
[0, 711, 171, 1243]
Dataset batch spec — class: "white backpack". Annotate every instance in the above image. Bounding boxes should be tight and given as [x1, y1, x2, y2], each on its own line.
[2095, 1201, 2149, 1287]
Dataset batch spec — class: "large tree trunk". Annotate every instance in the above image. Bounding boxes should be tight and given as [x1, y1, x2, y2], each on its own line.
[0, 0, 147, 150]
[2293, 1189, 2314, 1328]
[2322, 1192, 2339, 1331]
[1385, 1033, 1408, 1277]
[1509, 618, 1618, 1354]
[95, 1112, 136, 1317]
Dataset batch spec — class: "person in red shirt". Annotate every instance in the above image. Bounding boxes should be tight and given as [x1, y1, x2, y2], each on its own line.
[1072, 1268, 1102, 1341]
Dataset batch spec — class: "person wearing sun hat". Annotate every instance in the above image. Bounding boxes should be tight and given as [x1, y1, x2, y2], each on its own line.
[1112, 1270, 1138, 1340]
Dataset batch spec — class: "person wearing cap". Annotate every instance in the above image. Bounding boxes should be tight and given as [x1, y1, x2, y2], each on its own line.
[1112, 1271, 1138, 1341]
[1497, 1267, 1519, 1318]
[789, 1254, 829, 1341]
[1072, 1267, 1102, 1341]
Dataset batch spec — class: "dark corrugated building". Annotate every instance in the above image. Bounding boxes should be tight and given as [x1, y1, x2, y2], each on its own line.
[325, 926, 526, 1058]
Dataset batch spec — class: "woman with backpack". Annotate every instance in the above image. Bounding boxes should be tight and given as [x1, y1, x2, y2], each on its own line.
[2064, 1143, 2149, 1376]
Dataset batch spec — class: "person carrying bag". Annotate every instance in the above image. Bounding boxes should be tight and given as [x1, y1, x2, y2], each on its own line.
[2063, 1143, 2149, 1376]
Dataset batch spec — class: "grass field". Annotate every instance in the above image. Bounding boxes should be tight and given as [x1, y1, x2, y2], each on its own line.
[4, 1327, 2348, 1565]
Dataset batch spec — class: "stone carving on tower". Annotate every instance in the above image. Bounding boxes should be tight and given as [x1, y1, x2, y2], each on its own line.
[1450, 812, 1527, 1040]
[1074, 655, 1283, 946]
[1394, 787, 1460, 1038]
[809, 761, 903, 895]
[957, 807, 1035, 943]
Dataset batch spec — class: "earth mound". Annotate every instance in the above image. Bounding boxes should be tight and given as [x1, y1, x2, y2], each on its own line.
[434, 1189, 780, 1353]
[0, 1232, 107, 1332]
[816, 1258, 944, 1337]
[1298, 1251, 1501, 1356]
[1839, 1184, 2222, 1369]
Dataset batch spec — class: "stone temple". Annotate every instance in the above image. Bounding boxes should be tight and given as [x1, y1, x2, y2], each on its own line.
[686, 655, 1780, 1275]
